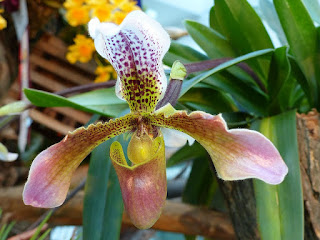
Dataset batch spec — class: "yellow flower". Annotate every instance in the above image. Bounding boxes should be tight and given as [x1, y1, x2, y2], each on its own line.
[65, 5, 90, 26]
[119, 1, 139, 13]
[111, 10, 128, 25]
[66, 34, 95, 64]
[92, 3, 115, 22]
[86, 0, 107, 6]
[0, 15, 7, 30]
[94, 65, 117, 83]
[63, 0, 86, 9]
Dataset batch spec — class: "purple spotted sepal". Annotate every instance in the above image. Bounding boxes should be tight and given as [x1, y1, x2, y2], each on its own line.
[89, 11, 170, 113]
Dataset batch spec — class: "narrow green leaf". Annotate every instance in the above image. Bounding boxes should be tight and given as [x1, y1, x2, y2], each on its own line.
[37, 229, 52, 240]
[267, 46, 291, 115]
[252, 110, 304, 240]
[180, 48, 273, 96]
[163, 42, 208, 66]
[24, 88, 128, 117]
[209, 6, 223, 33]
[301, 0, 320, 24]
[274, 0, 320, 107]
[184, 20, 235, 58]
[30, 211, 52, 240]
[183, 156, 216, 206]
[213, 0, 274, 80]
[167, 142, 206, 167]
[0, 222, 15, 240]
[179, 87, 237, 114]
[83, 136, 125, 240]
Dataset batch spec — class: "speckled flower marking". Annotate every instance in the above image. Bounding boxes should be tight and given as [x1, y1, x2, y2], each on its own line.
[89, 11, 169, 112]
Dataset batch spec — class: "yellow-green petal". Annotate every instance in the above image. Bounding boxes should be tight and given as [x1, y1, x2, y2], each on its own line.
[23, 114, 137, 208]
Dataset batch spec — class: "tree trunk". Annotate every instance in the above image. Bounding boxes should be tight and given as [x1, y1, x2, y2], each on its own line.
[297, 110, 320, 239]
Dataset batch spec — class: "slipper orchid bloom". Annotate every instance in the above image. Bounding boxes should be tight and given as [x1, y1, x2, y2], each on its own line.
[23, 10, 288, 229]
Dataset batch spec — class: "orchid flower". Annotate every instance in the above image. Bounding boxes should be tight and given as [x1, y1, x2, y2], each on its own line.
[23, 10, 288, 229]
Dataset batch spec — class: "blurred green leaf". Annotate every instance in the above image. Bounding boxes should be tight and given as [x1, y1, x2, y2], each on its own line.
[274, 0, 320, 107]
[267, 46, 291, 114]
[213, 0, 274, 80]
[184, 20, 235, 58]
[183, 156, 216, 206]
[209, 6, 223, 33]
[180, 48, 273, 97]
[252, 110, 303, 240]
[0, 222, 15, 240]
[179, 87, 237, 114]
[301, 0, 320, 24]
[163, 42, 208, 66]
[178, 49, 272, 116]
[83, 136, 124, 240]
[30, 211, 52, 240]
[256, 0, 288, 46]
[24, 88, 128, 117]
[167, 142, 206, 167]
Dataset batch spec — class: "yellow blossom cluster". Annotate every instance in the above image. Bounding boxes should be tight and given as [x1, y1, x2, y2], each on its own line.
[64, 0, 139, 82]
[0, 0, 7, 30]
[66, 34, 95, 63]
[94, 65, 117, 83]
[63, 0, 140, 26]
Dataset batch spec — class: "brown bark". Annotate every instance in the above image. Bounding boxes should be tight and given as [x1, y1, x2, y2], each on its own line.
[0, 186, 235, 239]
[218, 180, 260, 240]
[297, 110, 320, 239]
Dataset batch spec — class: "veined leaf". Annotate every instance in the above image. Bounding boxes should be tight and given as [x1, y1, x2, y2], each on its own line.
[301, 0, 320, 24]
[252, 110, 303, 240]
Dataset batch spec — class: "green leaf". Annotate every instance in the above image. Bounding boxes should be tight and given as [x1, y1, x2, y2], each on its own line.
[183, 156, 216, 206]
[180, 48, 273, 96]
[256, 0, 288, 46]
[167, 142, 206, 167]
[213, 0, 274, 80]
[267, 46, 291, 114]
[30, 211, 52, 240]
[0, 221, 15, 240]
[301, 0, 320, 24]
[24, 88, 128, 117]
[180, 49, 273, 116]
[83, 136, 124, 240]
[184, 20, 235, 58]
[163, 42, 208, 66]
[274, 0, 320, 107]
[179, 86, 237, 114]
[252, 110, 303, 240]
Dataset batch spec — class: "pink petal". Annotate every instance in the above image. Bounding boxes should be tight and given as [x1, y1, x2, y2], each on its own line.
[110, 136, 166, 229]
[150, 111, 288, 184]
[88, 11, 170, 112]
[23, 114, 137, 208]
